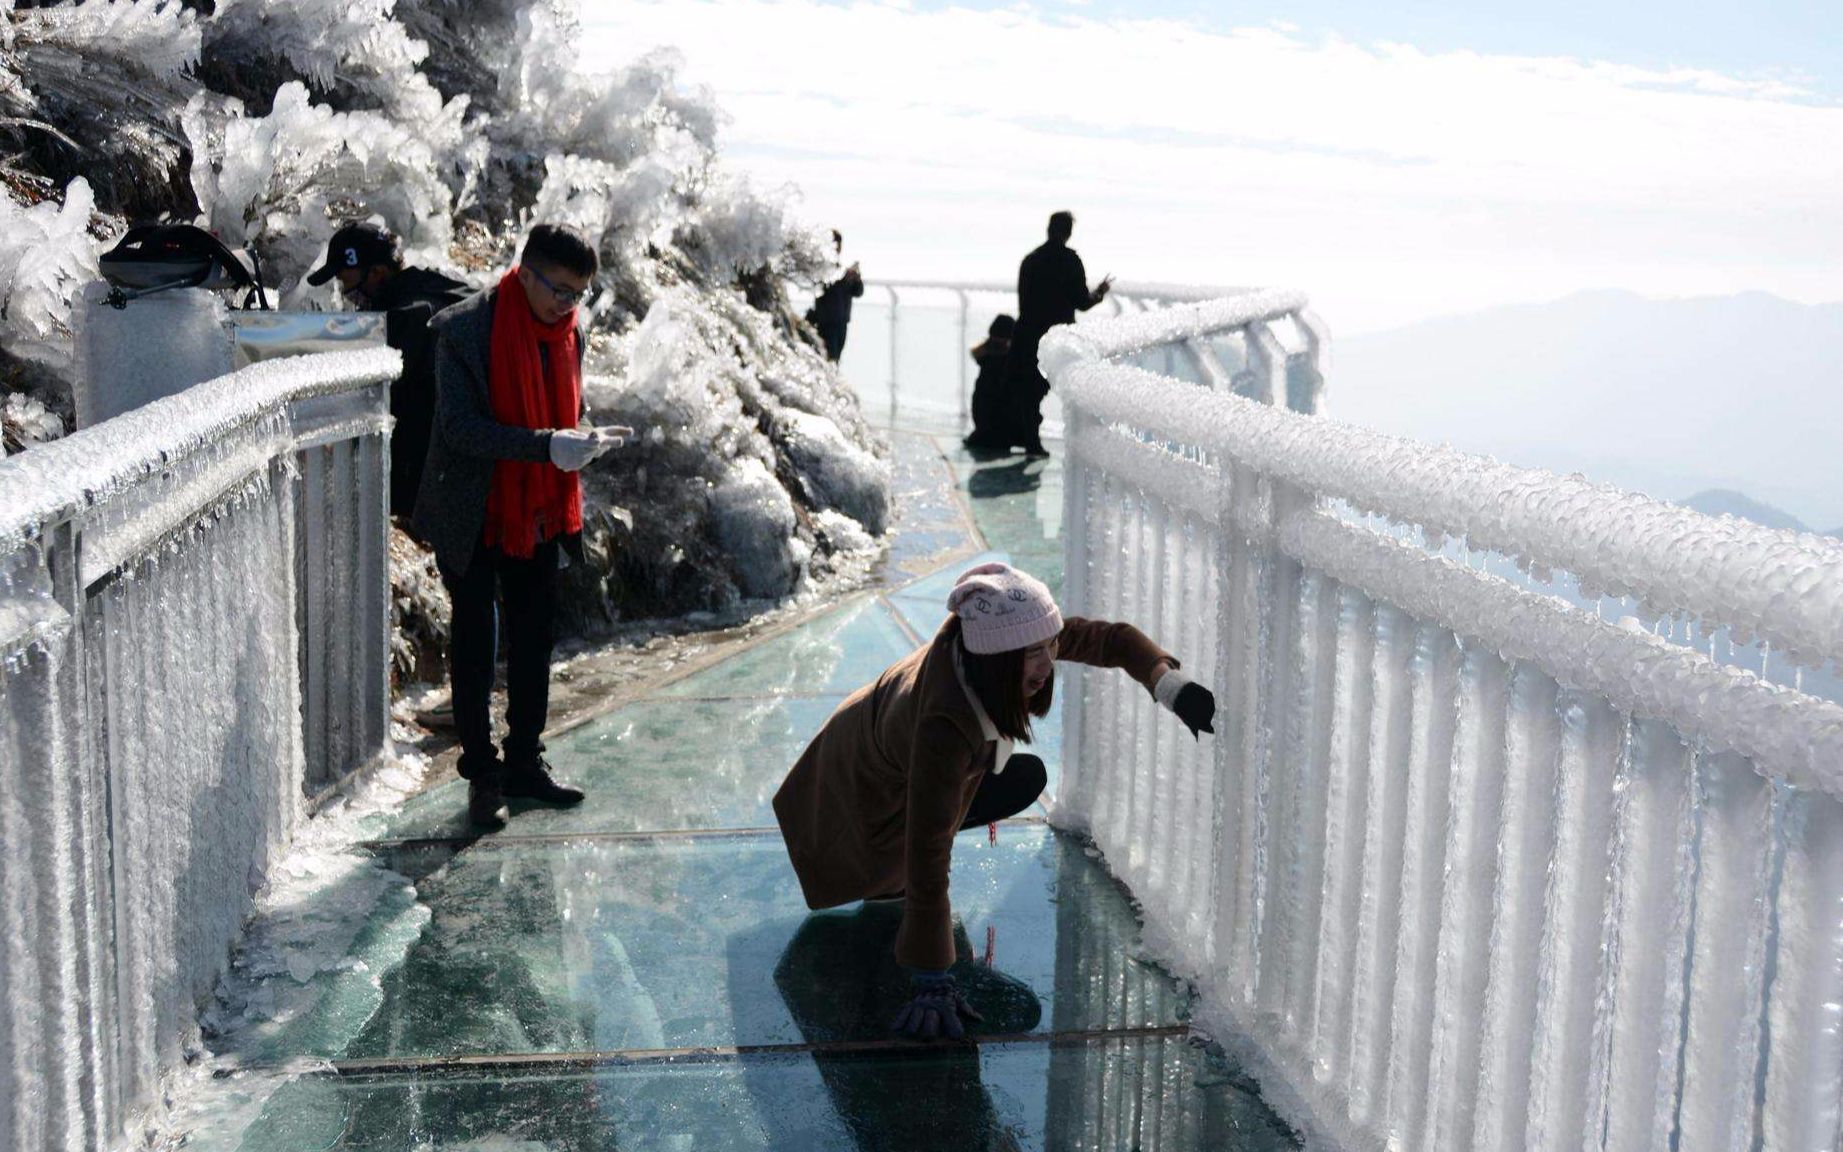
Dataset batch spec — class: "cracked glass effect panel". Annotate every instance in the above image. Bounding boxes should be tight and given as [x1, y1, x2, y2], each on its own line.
[194, 1034, 1298, 1152]
[213, 826, 1185, 1066]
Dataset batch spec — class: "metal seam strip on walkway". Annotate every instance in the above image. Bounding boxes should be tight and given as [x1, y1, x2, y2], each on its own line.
[224, 1024, 1199, 1079]
[358, 815, 1050, 852]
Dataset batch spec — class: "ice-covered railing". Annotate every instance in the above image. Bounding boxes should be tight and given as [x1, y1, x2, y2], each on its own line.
[1044, 299, 1843, 1151]
[0, 346, 398, 1149]
[823, 278, 1328, 431]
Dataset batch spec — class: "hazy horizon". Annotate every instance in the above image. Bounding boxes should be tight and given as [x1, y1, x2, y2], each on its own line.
[583, 0, 1843, 334]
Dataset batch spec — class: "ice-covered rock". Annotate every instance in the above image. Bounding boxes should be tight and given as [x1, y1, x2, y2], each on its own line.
[570, 288, 887, 614]
[775, 408, 890, 535]
[712, 456, 804, 597]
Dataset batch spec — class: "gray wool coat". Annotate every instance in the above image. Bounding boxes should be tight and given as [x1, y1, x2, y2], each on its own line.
[410, 284, 587, 576]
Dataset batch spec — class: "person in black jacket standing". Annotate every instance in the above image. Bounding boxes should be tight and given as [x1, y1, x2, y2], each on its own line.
[806, 230, 864, 362]
[1005, 211, 1110, 457]
[308, 222, 470, 522]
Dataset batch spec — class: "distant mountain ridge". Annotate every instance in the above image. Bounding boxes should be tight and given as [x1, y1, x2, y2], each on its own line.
[1675, 488, 1842, 537]
[1333, 290, 1843, 532]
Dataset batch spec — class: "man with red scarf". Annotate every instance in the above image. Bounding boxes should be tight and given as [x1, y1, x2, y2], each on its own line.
[413, 224, 626, 828]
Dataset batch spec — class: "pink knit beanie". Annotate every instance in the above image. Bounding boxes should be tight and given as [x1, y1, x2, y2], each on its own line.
[946, 562, 1063, 655]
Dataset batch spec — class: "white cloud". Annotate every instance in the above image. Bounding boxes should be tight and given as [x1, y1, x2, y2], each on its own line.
[581, 0, 1843, 332]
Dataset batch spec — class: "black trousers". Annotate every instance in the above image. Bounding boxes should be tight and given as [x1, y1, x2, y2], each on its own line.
[1001, 337, 1049, 453]
[441, 538, 561, 777]
[958, 753, 1048, 829]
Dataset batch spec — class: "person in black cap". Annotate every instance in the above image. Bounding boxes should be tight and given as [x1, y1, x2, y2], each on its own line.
[308, 222, 470, 521]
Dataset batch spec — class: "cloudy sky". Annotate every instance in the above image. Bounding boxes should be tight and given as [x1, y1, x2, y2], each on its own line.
[581, 1, 1842, 333]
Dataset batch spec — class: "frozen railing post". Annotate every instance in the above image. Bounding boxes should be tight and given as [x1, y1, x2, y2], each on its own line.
[0, 346, 399, 1150]
[72, 284, 235, 428]
[1044, 289, 1843, 1151]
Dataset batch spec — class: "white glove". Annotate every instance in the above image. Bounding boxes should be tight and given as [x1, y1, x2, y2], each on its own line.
[593, 424, 637, 450]
[1153, 666, 1192, 712]
[548, 429, 602, 472]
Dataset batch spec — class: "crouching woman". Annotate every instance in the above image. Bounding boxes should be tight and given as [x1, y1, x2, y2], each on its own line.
[771, 562, 1216, 1039]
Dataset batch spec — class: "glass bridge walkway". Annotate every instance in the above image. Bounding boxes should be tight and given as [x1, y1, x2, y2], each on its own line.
[181, 423, 1299, 1150]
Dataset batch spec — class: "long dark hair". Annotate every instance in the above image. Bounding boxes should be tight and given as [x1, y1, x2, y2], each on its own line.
[945, 617, 1053, 742]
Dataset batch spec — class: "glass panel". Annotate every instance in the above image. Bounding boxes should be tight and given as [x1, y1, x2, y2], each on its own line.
[194, 1034, 1298, 1151]
[220, 827, 1186, 1065]
[660, 597, 915, 698]
[383, 695, 848, 841]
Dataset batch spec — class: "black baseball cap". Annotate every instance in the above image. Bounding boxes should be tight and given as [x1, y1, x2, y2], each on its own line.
[306, 222, 399, 286]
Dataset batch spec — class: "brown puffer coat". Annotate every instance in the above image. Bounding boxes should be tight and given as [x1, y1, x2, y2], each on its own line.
[772, 615, 1175, 970]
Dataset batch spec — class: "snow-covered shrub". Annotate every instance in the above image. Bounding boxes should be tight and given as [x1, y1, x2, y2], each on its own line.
[2, 392, 65, 455]
[387, 523, 450, 686]
[3, 1, 201, 218]
[22, 0, 202, 81]
[527, 151, 679, 275]
[676, 173, 832, 284]
[497, 9, 717, 172]
[205, 0, 432, 113]
[0, 177, 100, 372]
[183, 82, 461, 291]
[0, 0, 891, 627]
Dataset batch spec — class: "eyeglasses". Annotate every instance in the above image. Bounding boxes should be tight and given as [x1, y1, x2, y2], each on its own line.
[525, 264, 594, 308]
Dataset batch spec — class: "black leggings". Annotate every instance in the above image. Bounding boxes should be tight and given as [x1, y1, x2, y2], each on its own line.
[958, 754, 1048, 829]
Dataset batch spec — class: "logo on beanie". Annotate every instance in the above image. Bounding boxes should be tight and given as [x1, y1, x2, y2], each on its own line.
[1007, 589, 1028, 602]
[965, 591, 1020, 617]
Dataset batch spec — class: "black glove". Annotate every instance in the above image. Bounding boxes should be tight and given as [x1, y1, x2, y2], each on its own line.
[891, 971, 983, 1040]
[1173, 682, 1216, 739]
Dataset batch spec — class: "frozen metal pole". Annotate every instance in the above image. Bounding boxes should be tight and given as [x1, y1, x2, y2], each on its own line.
[957, 289, 970, 431]
[886, 285, 901, 427]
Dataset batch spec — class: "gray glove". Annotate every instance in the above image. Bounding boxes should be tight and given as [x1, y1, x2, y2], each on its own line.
[891, 970, 983, 1040]
[548, 429, 603, 472]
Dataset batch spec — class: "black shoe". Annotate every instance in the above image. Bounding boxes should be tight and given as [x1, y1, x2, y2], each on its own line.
[502, 757, 585, 806]
[468, 780, 507, 829]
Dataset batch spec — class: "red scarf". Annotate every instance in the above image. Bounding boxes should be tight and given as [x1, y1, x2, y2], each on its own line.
[483, 268, 583, 557]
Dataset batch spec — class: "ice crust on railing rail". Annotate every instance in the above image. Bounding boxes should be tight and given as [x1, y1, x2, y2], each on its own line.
[1047, 348, 1843, 670]
[0, 346, 400, 550]
[1040, 287, 1308, 366]
[1282, 509, 1843, 797]
[864, 278, 1249, 304]
[1069, 419, 1220, 521]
